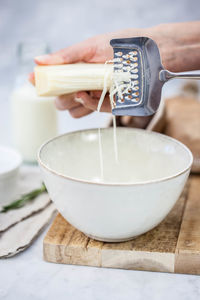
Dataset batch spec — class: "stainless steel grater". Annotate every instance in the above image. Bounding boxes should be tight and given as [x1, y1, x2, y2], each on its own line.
[110, 37, 200, 117]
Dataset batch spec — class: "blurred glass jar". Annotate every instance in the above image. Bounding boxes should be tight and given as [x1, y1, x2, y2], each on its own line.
[11, 41, 58, 163]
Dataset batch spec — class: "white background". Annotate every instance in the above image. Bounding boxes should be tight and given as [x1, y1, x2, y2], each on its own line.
[0, 0, 200, 299]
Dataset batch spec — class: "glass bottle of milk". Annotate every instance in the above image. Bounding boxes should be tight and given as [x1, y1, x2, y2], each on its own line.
[11, 41, 58, 163]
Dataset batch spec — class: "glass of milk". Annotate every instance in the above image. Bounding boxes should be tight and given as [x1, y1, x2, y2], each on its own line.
[11, 41, 58, 163]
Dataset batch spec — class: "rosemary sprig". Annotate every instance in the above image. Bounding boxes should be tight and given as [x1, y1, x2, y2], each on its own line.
[0, 183, 47, 213]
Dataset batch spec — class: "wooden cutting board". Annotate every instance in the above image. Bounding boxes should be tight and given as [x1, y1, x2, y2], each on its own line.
[43, 175, 200, 274]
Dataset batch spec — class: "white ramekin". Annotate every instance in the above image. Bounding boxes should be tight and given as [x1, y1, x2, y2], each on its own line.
[0, 146, 22, 206]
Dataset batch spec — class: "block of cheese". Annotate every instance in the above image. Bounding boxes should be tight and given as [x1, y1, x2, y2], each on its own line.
[34, 63, 113, 96]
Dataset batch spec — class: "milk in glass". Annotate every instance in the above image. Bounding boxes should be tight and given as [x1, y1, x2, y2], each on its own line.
[11, 41, 58, 162]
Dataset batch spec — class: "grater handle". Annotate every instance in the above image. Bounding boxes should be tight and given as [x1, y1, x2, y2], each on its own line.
[159, 69, 200, 82]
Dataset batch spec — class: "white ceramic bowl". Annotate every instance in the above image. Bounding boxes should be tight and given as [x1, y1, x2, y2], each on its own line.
[0, 146, 22, 206]
[38, 128, 193, 242]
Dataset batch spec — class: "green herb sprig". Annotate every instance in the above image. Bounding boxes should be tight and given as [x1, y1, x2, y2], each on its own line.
[1, 183, 47, 213]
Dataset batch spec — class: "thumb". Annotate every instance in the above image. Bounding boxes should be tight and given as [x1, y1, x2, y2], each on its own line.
[34, 41, 94, 65]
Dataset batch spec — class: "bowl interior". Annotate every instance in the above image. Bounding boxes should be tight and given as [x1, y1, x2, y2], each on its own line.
[39, 128, 192, 184]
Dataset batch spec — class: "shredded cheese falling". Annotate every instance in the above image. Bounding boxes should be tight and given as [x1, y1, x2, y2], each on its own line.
[97, 68, 110, 112]
[97, 53, 139, 181]
[97, 60, 126, 179]
[98, 127, 104, 180]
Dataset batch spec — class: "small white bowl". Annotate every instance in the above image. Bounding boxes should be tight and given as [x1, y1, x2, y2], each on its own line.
[38, 128, 193, 242]
[0, 146, 22, 206]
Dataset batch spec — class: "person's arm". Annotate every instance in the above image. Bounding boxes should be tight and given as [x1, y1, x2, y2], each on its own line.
[148, 21, 200, 73]
[30, 21, 200, 118]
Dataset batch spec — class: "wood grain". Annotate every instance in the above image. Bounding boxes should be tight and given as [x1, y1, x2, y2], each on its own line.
[175, 176, 200, 274]
[43, 177, 200, 274]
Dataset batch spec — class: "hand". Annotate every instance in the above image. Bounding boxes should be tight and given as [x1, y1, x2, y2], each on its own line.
[30, 21, 200, 118]
[29, 28, 144, 117]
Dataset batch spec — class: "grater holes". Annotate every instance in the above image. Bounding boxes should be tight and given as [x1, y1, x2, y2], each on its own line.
[115, 63, 123, 69]
[129, 51, 138, 56]
[130, 74, 139, 79]
[113, 47, 142, 106]
[118, 97, 125, 103]
[132, 86, 139, 91]
[125, 95, 133, 101]
[123, 66, 131, 71]
[131, 68, 138, 74]
[115, 51, 123, 57]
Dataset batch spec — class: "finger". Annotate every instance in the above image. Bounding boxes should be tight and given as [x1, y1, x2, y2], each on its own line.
[120, 116, 133, 126]
[34, 40, 95, 65]
[90, 91, 102, 98]
[69, 105, 92, 118]
[55, 94, 79, 110]
[76, 91, 111, 112]
[28, 72, 35, 85]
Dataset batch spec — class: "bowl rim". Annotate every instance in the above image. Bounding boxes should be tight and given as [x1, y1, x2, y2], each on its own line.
[37, 127, 193, 186]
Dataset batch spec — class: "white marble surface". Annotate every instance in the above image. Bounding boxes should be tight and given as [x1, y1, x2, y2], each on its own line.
[0, 227, 200, 300]
[1, 0, 200, 299]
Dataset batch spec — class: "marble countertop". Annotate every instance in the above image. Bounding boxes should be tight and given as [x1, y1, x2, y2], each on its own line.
[1, 0, 200, 299]
[1, 227, 200, 300]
